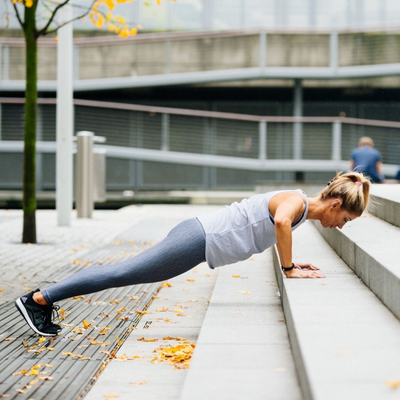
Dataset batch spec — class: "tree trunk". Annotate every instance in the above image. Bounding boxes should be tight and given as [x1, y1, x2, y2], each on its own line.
[22, 4, 38, 244]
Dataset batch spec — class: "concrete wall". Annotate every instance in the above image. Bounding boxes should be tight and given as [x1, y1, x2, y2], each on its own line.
[4, 32, 400, 87]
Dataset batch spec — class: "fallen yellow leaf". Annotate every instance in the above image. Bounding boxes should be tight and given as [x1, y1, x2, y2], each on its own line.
[38, 376, 54, 381]
[385, 380, 400, 389]
[137, 337, 158, 342]
[82, 321, 91, 329]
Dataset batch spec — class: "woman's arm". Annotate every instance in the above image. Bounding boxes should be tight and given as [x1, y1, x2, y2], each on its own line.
[273, 195, 326, 279]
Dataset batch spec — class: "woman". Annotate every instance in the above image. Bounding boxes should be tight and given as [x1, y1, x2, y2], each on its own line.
[15, 171, 370, 337]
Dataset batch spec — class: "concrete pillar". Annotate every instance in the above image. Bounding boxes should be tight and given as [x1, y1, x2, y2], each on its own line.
[56, 3, 73, 226]
[293, 79, 303, 160]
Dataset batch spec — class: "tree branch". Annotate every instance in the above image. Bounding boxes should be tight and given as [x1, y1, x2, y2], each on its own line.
[35, 0, 71, 37]
[41, 1, 96, 36]
[12, 0, 25, 30]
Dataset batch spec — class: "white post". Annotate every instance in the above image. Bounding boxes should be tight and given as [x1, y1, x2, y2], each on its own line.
[56, 3, 73, 226]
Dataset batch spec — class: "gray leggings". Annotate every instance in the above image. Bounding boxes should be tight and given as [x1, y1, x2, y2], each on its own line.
[42, 218, 206, 304]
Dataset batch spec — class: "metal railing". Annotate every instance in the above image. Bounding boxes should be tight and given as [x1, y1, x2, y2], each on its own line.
[0, 97, 399, 190]
[2, 27, 400, 91]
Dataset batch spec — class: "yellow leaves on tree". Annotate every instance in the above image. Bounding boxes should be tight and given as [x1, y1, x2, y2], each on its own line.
[88, 0, 139, 38]
[12, 0, 34, 7]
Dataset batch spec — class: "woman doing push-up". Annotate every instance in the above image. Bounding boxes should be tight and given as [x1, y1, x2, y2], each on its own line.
[15, 171, 370, 337]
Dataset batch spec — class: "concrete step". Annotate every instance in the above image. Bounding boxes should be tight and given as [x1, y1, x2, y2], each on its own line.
[273, 221, 400, 400]
[370, 184, 400, 227]
[180, 250, 302, 400]
[313, 212, 400, 320]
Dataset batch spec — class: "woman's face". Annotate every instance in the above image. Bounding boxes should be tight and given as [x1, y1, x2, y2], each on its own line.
[320, 200, 360, 229]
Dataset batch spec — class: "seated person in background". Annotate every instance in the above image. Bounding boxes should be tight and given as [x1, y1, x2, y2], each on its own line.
[349, 136, 384, 183]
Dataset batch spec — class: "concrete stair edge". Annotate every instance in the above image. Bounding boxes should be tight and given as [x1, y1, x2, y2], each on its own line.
[313, 219, 400, 320]
[272, 222, 400, 400]
[370, 193, 400, 227]
[272, 245, 314, 400]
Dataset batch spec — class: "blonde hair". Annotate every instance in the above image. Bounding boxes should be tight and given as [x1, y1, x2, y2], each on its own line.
[319, 171, 371, 215]
[359, 136, 374, 147]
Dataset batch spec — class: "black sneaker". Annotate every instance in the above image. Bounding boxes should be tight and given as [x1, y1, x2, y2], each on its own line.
[15, 289, 62, 337]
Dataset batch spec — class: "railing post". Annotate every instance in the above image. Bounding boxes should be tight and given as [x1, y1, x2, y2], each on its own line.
[161, 113, 170, 151]
[259, 31, 267, 68]
[330, 30, 338, 72]
[259, 121, 266, 161]
[332, 121, 342, 161]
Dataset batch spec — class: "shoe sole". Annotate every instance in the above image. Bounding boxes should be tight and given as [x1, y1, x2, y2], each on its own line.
[15, 298, 59, 337]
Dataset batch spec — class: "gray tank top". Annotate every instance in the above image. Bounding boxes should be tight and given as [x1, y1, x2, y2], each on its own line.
[196, 189, 309, 269]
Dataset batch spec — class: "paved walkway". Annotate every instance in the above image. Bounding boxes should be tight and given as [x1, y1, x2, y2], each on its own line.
[0, 204, 301, 400]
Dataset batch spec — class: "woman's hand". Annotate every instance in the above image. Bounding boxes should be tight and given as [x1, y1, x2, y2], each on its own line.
[284, 263, 326, 278]
[294, 262, 319, 271]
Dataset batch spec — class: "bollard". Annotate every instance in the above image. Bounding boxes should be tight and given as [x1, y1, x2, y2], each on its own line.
[76, 131, 94, 218]
[93, 148, 107, 203]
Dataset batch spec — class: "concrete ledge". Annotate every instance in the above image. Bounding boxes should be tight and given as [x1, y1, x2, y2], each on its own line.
[180, 251, 302, 400]
[313, 214, 400, 320]
[273, 222, 400, 400]
[370, 184, 400, 227]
